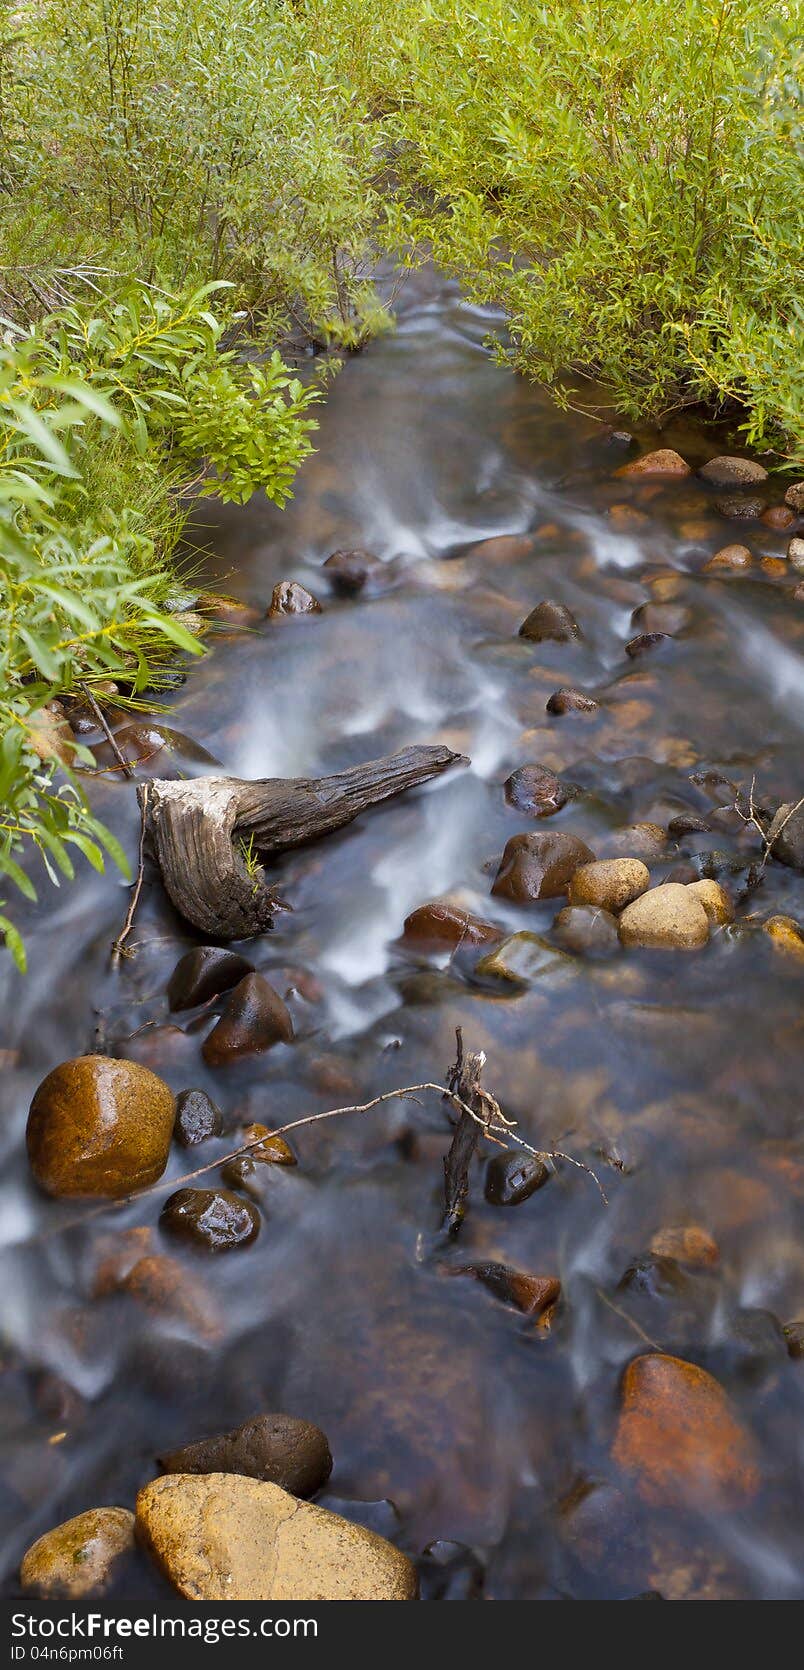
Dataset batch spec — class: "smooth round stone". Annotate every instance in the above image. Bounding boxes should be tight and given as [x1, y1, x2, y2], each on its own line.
[618, 884, 710, 950]
[20, 1508, 135, 1598]
[27, 1056, 175, 1199]
[160, 1188, 260, 1251]
[475, 930, 576, 986]
[485, 1149, 550, 1205]
[763, 915, 804, 961]
[553, 904, 619, 956]
[267, 581, 321, 617]
[159, 1413, 332, 1498]
[699, 455, 768, 487]
[686, 879, 734, 926]
[518, 601, 581, 642]
[167, 946, 255, 1011]
[625, 631, 669, 658]
[784, 481, 804, 513]
[546, 687, 599, 714]
[136, 1474, 418, 1600]
[605, 823, 667, 862]
[568, 858, 650, 913]
[713, 494, 766, 520]
[615, 448, 691, 478]
[703, 544, 753, 572]
[787, 537, 804, 572]
[174, 1088, 223, 1146]
[761, 505, 794, 530]
[402, 899, 501, 950]
[504, 763, 570, 818]
[612, 1353, 759, 1509]
[202, 973, 294, 1065]
[491, 830, 595, 902]
[648, 1225, 719, 1268]
[322, 547, 383, 595]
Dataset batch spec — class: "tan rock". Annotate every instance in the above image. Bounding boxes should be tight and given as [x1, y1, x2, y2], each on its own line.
[618, 883, 710, 950]
[615, 448, 691, 479]
[787, 537, 804, 573]
[568, 858, 649, 913]
[648, 1225, 719, 1268]
[612, 1353, 759, 1510]
[763, 914, 804, 961]
[267, 581, 321, 617]
[27, 702, 77, 766]
[21, 1508, 135, 1598]
[605, 822, 668, 862]
[475, 931, 576, 986]
[686, 879, 734, 926]
[26, 1057, 175, 1198]
[703, 544, 753, 573]
[136, 1474, 417, 1601]
[784, 481, 804, 513]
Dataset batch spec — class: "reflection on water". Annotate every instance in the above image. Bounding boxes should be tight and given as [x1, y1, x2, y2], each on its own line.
[1, 268, 803, 1599]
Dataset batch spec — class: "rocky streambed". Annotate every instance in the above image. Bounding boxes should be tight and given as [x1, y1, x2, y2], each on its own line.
[1, 268, 803, 1601]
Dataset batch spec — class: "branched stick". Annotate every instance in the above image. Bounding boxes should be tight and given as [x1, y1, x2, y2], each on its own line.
[79, 683, 134, 780]
[111, 784, 150, 966]
[731, 774, 804, 883]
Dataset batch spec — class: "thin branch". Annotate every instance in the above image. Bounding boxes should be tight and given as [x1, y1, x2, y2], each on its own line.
[111, 783, 150, 965]
[79, 683, 134, 779]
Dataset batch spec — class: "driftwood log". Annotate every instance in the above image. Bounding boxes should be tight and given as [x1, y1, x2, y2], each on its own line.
[140, 744, 466, 939]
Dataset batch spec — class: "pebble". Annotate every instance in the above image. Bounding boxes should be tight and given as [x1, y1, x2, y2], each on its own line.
[648, 1225, 719, 1267]
[618, 883, 710, 949]
[625, 632, 670, 658]
[518, 601, 581, 642]
[615, 449, 691, 478]
[761, 505, 795, 531]
[703, 544, 753, 572]
[402, 899, 501, 950]
[485, 1149, 550, 1205]
[26, 1057, 175, 1198]
[546, 687, 599, 714]
[135, 1474, 417, 1600]
[20, 1508, 135, 1598]
[167, 946, 255, 1011]
[783, 1321, 804, 1359]
[160, 1188, 261, 1251]
[267, 581, 322, 617]
[568, 858, 650, 913]
[552, 904, 620, 956]
[713, 494, 766, 520]
[159, 1413, 332, 1498]
[202, 974, 294, 1065]
[491, 830, 595, 902]
[174, 1088, 223, 1146]
[784, 481, 804, 513]
[503, 763, 570, 817]
[787, 537, 804, 572]
[762, 914, 804, 961]
[699, 456, 768, 487]
[630, 602, 690, 636]
[605, 823, 667, 862]
[322, 548, 383, 595]
[455, 1262, 559, 1317]
[612, 1352, 759, 1509]
[686, 879, 734, 926]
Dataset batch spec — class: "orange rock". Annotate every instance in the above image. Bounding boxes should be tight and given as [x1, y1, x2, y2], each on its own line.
[615, 449, 691, 479]
[703, 544, 753, 573]
[648, 1225, 719, 1268]
[612, 1353, 760, 1509]
[761, 505, 795, 531]
[760, 556, 787, 577]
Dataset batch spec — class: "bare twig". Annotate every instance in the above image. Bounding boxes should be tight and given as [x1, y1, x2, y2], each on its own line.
[731, 774, 804, 883]
[111, 784, 150, 966]
[80, 683, 134, 780]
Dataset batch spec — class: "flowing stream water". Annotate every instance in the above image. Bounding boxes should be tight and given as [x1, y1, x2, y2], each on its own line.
[1, 267, 803, 1600]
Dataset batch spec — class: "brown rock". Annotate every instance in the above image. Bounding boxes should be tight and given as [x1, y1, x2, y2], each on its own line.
[174, 1088, 222, 1146]
[236, 1125, 296, 1164]
[485, 1149, 550, 1205]
[630, 602, 690, 636]
[402, 900, 501, 951]
[625, 632, 669, 658]
[167, 946, 255, 1011]
[504, 763, 570, 818]
[568, 858, 650, 913]
[703, 544, 753, 573]
[605, 823, 667, 862]
[761, 555, 787, 577]
[761, 505, 795, 531]
[202, 974, 294, 1065]
[714, 494, 766, 520]
[492, 831, 595, 902]
[546, 687, 599, 715]
[160, 1188, 260, 1252]
[160, 1414, 331, 1497]
[322, 548, 383, 596]
[686, 879, 734, 926]
[20, 1508, 135, 1598]
[91, 1226, 155, 1297]
[648, 1226, 719, 1268]
[784, 481, 804, 513]
[615, 449, 691, 478]
[26, 1057, 175, 1199]
[783, 1321, 804, 1359]
[455, 1262, 559, 1317]
[519, 601, 581, 642]
[612, 1353, 760, 1509]
[122, 1255, 222, 1341]
[197, 591, 262, 626]
[618, 883, 710, 950]
[552, 904, 620, 956]
[699, 456, 768, 487]
[267, 581, 321, 618]
[135, 1474, 417, 1600]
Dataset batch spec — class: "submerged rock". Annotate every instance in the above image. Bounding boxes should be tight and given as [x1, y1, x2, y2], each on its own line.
[455, 1262, 559, 1317]
[475, 931, 576, 986]
[322, 548, 383, 595]
[159, 1414, 332, 1498]
[615, 449, 691, 478]
[699, 456, 767, 487]
[618, 884, 710, 950]
[135, 1474, 417, 1600]
[703, 544, 753, 573]
[20, 1508, 135, 1598]
[202, 974, 294, 1065]
[267, 581, 322, 617]
[648, 1226, 719, 1268]
[167, 946, 255, 1011]
[553, 904, 620, 956]
[160, 1188, 260, 1252]
[174, 1088, 223, 1146]
[713, 494, 766, 520]
[568, 858, 650, 914]
[503, 763, 570, 818]
[769, 801, 804, 869]
[27, 1057, 175, 1198]
[518, 600, 581, 642]
[485, 1149, 550, 1205]
[546, 687, 599, 715]
[402, 899, 501, 950]
[762, 914, 804, 961]
[761, 504, 795, 531]
[491, 831, 594, 902]
[625, 631, 670, 658]
[612, 1353, 759, 1509]
[630, 602, 690, 636]
[605, 823, 667, 862]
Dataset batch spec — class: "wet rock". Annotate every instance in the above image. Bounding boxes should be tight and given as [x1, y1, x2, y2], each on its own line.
[20, 1508, 135, 1598]
[763, 914, 804, 961]
[220, 1150, 297, 1201]
[559, 1479, 648, 1585]
[568, 858, 649, 914]
[618, 884, 710, 950]
[699, 456, 768, 487]
[761, 504, 795, 531]
[760, 555, 787, 577]
[455, 1262, 559, 1317]
[605, 823, 667, 862]
[160, 1188, 260, 1252]
[612, 1353, 760, 1509]
[402, 900, 501, 951]
[625, 631, 670, 658]
[29, 702, 77, 766]
[609, 502, 649, 528]
[174, 1088, 223, 1147]
[787, 537, 804, 572]
[546, 687, 598, 715]
[615, 449, 691, 478]
[202, 974, 294, 1066]
[197, 591, 262, 627]
[136, 1474, 417, 1600]
[783, 1320, 804, 1359]
[648, 1229, 718, 1262]
[491, 830, 594, 902]
[322, 548, 383, 596]
[419, 1540, 485, 1601]
[630, 602, 690, 636]
[784, 481, 804, 513]
[553, 904, 619, 957]
[667, 812, 710, 836]
[709, 1307, 788, 1387]
[485, 1149, 550, 1206]
[618, 1255, 691, 1299]
[91, 1226, 155, 1296]
[518, 601, 581, 643]
[703, 543, 753, 573]
[713, 494, 766, 520]
[267, 581, 322, 617]
[686, 879, 734, 926]
[769, 800, 804, 869]
[121, 1255, 222, 1342]
[475, 931, 576, 986]
[504, 764, 570, 818]
[27, 1056, 175, 1199]
[107, 722, 220, 768]
[160, 1414, 332, 1498]
[237, 1124, 296, 1164]
[167, 946, 255, 1011]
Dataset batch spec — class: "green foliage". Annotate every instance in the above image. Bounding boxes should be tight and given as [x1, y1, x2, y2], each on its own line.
[305, 0, 804, 459]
